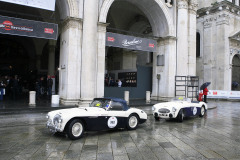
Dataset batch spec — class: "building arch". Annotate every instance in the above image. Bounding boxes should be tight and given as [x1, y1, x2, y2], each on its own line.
[99, 0, 174, 37]
[231, 53, 240, 90]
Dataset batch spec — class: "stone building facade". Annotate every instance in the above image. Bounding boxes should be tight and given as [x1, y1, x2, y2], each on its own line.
[197, 0, 240, 91]
[1, 0, 239, 105]
[55, 0, 200, 105]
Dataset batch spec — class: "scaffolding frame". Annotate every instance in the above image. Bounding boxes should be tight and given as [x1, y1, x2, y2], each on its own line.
[175, 76, 199, 101]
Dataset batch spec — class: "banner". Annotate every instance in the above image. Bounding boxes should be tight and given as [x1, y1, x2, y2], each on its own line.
[207, 90, 240, 99]
[106, 32, 157, 52]
[0, 15, 58, 40]
[0, 0, 55, 11]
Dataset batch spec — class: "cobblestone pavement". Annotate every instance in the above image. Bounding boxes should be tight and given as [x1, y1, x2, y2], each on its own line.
[0, 101, 240, 160]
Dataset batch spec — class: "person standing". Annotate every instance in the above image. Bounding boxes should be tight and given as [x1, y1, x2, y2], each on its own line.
[10, 75, 19, 100]
[47, 75, 53, 99]
[118, 79, 122, 87]
[0, 77, 6, 101]
[203, 87, 208, 103]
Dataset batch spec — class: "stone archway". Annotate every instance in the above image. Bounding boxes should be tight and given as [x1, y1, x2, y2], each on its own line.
[99, 0, 174, 37]
[232, 54, 240, 91]
[98, 0, 177, 101]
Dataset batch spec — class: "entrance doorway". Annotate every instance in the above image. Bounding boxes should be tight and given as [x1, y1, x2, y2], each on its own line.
[104, 1, 154, 99]
[0, 1, 60, 100]
[232, 54, 240, 91]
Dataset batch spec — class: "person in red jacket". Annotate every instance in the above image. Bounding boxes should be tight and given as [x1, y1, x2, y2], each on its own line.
[203, 87, 208, 103]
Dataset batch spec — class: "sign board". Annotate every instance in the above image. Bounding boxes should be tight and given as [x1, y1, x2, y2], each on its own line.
[0, 15, 58, 40]
[0, 0, 56, 11]
[106, 32, 157, 52]
[207, 90, 240, 99]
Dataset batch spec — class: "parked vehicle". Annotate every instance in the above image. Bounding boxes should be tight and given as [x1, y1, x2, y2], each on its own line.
[46, 98, 147, 140]
[152, 97, 207, 122]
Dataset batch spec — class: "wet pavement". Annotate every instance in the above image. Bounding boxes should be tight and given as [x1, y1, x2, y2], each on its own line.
[0, 100, 240, 160]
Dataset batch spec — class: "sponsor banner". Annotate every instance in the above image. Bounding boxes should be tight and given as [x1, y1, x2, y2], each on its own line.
[0, 15, 58, 40]
[106, 32, 157, 52]
[208, 90, 240, 99]
[228, 91, 240, 99]
[0, 0, 56, 11]
[208, 90, 228, 99]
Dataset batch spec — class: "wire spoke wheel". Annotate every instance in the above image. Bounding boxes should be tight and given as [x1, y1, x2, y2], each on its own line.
[127, 114, 139, 130]
[72, 122, 83, 137]
[67, 119, 84, 140]
[129, 116, 137, 128]
[200, 106, 205, 117]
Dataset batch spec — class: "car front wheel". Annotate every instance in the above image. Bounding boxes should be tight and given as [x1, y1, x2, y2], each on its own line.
[127, 114, 139, 130]
[177, 109, 183, 122]
[66, 119, 84, 140]
[154, 116, 160, 121]
[199, 106, 205, 117]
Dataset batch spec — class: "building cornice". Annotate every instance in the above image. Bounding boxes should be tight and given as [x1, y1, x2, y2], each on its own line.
[61, 17, 83, 32]
[177, 0, 188, 9]
[197, 0, 240, 18]
[189, 0, 198, 14]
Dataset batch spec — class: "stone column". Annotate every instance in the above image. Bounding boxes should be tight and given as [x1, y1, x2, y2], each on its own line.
[216, 13, 231, 90]
[59, 17, 82, 105]
[48, 40, 56, 76]
[152, 37, 176, 101]
[188, 0, 198, 76]
[177, 0, 189, 76]
[96, 22, 108, 98]
[203, 16, 213, 88]
[80, 0, 99, 104]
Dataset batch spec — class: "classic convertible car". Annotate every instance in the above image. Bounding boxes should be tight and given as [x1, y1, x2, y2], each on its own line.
[46, 98, 147, 140]
[152, 98, 207, 122]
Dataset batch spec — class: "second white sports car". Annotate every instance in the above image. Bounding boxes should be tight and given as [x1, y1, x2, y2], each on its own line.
[152, 98, 207, 122]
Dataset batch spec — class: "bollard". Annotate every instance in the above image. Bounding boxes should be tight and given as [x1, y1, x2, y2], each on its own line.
[124, 91, 129, 104]
[146, 91, 151, 103]
[51, 95, 60, 107]
[29, 91, 36, 105]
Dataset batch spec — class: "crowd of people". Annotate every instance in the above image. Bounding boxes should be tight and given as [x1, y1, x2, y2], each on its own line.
[105, 77, 122, 87]
[0, 74, 54, 101]
[35, 75, 53, 100]
[0, 75, 23, 101]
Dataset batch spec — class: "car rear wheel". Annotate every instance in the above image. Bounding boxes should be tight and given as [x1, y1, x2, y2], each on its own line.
[66, 119, 84, 140]
[127, 114, 139, 130]
[199, 106, 205, 117]
[177, 109, 183, 122]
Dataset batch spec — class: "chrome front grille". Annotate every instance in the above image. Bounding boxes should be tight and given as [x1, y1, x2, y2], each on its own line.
[158, 108, 170, 113]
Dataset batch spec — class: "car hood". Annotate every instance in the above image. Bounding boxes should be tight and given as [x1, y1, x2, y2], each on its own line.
[48, 107, 105, 117]
[153, 101, 186, 109]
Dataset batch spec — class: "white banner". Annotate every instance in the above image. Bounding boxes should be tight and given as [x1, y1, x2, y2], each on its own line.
[0, 0, 55, 11]
[207, 90, 240, 99]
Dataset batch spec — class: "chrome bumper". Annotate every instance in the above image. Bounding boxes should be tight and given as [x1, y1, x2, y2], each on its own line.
[46, 121, 61, 133]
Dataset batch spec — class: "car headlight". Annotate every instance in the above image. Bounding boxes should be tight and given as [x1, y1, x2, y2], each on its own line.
[152, 106, 156, 111]
[46, 115, 49, 119]
[53, 114, 62, 125]
[172, 107, 177, 112]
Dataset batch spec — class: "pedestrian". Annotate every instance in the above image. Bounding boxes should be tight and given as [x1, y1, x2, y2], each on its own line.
[109, 77, 115, 86]
[35, 78, 41, 100]
[118, 79, 122, 87]
[203, 87, 208, 103]
[47, 75, 53, 99]
[10, 75, 19, 100]
[0, 77, 6, 101]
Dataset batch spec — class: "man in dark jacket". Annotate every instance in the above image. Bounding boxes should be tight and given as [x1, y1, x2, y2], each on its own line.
[0, 77, 6, 101]
[47, 75, 53, 99]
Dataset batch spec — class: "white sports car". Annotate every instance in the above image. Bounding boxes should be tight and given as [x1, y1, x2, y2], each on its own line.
[46, 98, 147, 140]
[152, 98, 207, 122]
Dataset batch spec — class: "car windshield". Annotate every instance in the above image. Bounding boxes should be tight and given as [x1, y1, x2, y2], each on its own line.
[171, 97, 191, 103]
[89, 99, 111, 108]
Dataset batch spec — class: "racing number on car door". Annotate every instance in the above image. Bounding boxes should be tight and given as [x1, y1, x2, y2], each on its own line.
[107, 102, 126, 128]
